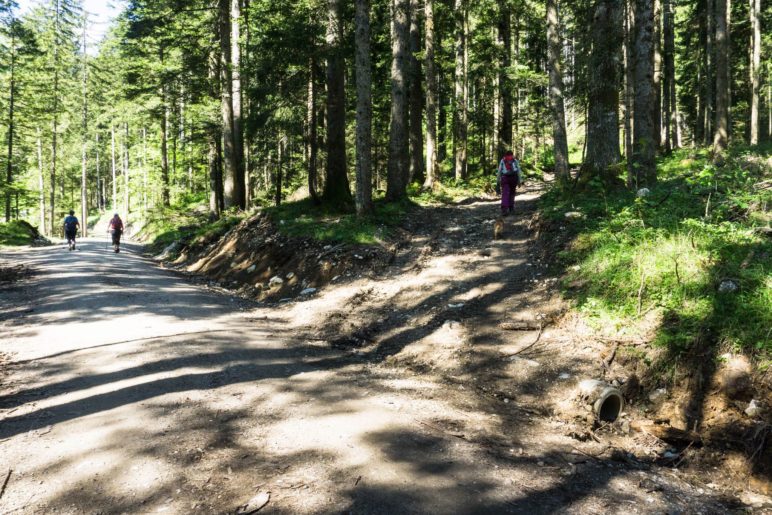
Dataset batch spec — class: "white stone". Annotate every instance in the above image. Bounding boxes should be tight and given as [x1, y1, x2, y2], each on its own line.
[247, 264, 256, 273]
[286, 272, 295, 279]
[269, 276, 283, 287]
[745, 399, 761, 418]
[718, 279, 739, 293]
[300, 288, 317, 296]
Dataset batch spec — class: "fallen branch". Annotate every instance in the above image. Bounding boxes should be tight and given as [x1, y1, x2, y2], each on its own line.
[631, 421, 702, 446]
[499, 320, 543, 331]
[418, 420, 466, 440]
[0, 468, 11, 501]
[505, 323, 545, 356]
[602, 342, 620, 370]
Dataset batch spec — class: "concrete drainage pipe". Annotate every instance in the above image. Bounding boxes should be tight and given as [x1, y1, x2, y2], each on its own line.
[578, 379, 625, 422]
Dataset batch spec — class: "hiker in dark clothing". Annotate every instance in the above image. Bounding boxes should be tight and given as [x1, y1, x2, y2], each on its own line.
[108, 213, 124, 253]
[63, 210, 80, 251]
[496, 151, 523, 216]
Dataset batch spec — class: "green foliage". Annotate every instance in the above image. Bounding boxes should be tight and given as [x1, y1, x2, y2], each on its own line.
[0, 219, 39, 245]
[543, 146, 771, 363]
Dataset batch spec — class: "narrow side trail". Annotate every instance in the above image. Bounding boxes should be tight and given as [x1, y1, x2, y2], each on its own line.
[0, 194, 736, 513]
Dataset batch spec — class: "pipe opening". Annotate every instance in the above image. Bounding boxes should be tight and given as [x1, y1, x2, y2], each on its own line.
[597, 392, 623, 422]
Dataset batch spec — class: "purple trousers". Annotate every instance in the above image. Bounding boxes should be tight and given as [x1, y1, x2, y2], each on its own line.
[500, 174, 519, 213]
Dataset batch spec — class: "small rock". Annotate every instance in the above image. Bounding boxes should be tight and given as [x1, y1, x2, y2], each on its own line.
[745, 399, 761, 418]
[332, 275, 340, 281]
[636, 188, 651, 197]
[247, 265, 256, 273]
[662, 451, 678, 459]
[323, 245, 332, 250]
[620, 420, 631, 434]
[558, 373, 571, 380]
[718, 279, 739, 293]
[740, 491, 772, 508]
[648, 388, 667, 403]
[448, 303, 465, 308]
[235, 491, 270, 514]
[269, 276, 284, 288]
[564, 211, 585, 220]
[286, 272, 295, 279]
[300, 288, 317, 296]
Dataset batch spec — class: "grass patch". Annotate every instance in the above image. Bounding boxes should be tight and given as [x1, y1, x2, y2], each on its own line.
[0, 220, 42, 246]
[542, 145, 771, 364]
[266, 197, 412, 245]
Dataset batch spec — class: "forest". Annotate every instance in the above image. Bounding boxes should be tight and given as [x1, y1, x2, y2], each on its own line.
[0, 0, 769, 232]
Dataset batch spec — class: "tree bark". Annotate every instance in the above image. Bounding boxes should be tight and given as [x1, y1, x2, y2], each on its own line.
[705, 0, 714, 144]
[160, 66, 170, 206]
[652, 0, 662, 151]
[37, 127, 45, 234]
[624, 0, 635, 187]
[546, 0, 569, 183]
[497, 4, 512, 156]
[584, 0, 623, 184]
[230, 0, 245, 208]
[453, 0, 468, 181]
[5, 26, 16, 222]
[142, 127, 148, 213]
[713, 0, 729, 153]
[220, 0, 237, 209]
[633, 0, 657, 185]
[749, 0, 760, 145]
[50, 0, 60, 236]
[307, 56, 320, 204]
[323, 0, 353, 206]
[386, 0, 410, 200]
[662, 0, 674, 153]
[408, 0, 424, 185]
[209, 127, 222, 217]
[80, 14, 88, 235]
[355, 0, 373, 215]
[123, 123, 130, 222]
[423, 0, 439, 190]
[111, 124, 117, 211]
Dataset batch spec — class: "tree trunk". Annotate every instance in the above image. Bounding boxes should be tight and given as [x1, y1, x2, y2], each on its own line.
[423, 0, 439, 190]
[161, 82, 171, 206]
[705, 0, 714, 144]
[408, 0, 424, 185]
[275, 136, 283, 206]
[5, 27, 15, 222]
[230, 0, 245, 208]
[437, 24, 447, 164]
[453, 0, 468, 181]
[50, 0, 60, 236]
[142, 127, 148, 213]
[209, 127, 222, 217]
[123, 123, 130, 223]
[749, 0, 760, 145]
[355, 0, 373, 215]
[111, 124, 117, 211]
[386, 0, 410, 201]
[583, 0, 623, 184]
[220, 0, 237, 209]
[713, 0, 729, 153]
[307, 56, 320, 204]
[624, 0, 635, 187]
[546, 0, 569, 183]
[497, 4, 512, 156]
[80, 15, 88, 235]
[652, 0, 662, 151]
[662, 0, 673, 153]
[323, 0, 353, 206]
[96, 133, 102, 213]
[633, 0, 657, 185]
[37, 127, 45, 235]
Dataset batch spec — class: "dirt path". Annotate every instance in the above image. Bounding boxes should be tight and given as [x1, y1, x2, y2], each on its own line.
[0, 198, 741, 514]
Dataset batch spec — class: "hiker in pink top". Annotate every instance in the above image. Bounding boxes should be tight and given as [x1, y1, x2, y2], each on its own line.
[496, 151, 523, 216]
[108, 213, 124, 253]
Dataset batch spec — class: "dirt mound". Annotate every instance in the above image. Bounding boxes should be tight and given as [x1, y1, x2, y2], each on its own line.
[162, 212, 393, 302]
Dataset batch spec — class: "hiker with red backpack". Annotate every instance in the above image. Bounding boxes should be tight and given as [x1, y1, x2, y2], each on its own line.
[496, 151, 523, 216]
[108, 213, 124, 253]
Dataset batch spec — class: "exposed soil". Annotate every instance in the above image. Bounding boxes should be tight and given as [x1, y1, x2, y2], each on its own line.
[1, 183, 770, 513]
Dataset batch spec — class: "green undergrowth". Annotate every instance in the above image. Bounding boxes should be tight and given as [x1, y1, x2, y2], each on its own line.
[0, 220, 42, 246]
[542, 146, 771, 367]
